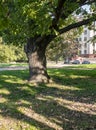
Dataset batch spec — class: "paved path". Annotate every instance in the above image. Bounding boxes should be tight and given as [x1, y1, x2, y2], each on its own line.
[0, 64, 95, 71]
[0, 66, 28, 71]
[0, 64, 74, 71]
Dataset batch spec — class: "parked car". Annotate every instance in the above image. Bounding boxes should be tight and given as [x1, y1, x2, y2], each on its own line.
[82, 60, 90, 64]
[72, 60, 80, 64]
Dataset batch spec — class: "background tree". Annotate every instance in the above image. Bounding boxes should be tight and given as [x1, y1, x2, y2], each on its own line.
[0, 38, 27, 63]
[46, 27, 83, 63]
[0, 0, 96, 83]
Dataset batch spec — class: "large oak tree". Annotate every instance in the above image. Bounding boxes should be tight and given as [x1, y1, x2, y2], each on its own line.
[0, 0, 96, 83]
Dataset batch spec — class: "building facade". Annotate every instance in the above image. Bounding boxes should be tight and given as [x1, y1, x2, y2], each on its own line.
[78, 22, 96, 58]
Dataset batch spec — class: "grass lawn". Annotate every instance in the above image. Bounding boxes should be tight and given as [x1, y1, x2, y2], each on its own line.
[64, 64, 96, 69]
[0, 66, 96, 130]
[0, 63, 28, 68]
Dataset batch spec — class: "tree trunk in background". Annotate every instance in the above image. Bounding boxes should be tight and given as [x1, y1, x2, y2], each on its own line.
[25, 37, 51, 83]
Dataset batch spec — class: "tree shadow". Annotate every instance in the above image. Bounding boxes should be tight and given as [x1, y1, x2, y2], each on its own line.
[48, 68, 96, 102]
[0, 69, 96, 129]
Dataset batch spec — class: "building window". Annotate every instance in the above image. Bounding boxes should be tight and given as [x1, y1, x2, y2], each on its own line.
[79, 38, 82, 41]
[84, 50, 87, 54]
[84, 43, 87, 47]
[75, 38, 78, 42]
[79, 44, 82, 49]
[84, 30, 87, 35]
[84, 37, 87, 41]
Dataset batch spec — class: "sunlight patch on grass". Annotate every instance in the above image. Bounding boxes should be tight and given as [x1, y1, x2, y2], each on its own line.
[36, 94, 96, 116]
[0, 89, 10, 103]
[0, 97, 8, 103]
[17, 107, 63, 130]
[1, 75, 23, 84]
[56, 98, 96, 115]
[0, 116, 36, 130]
[0, 89, 10, 94]
[73, 64, 96, 69]
[69, 75, 89, 79]
[15, 99, 31, 106]
[5, 79, 22, 84]
[4, 77, 24, 84]
[0, 75, 8, 78]
[47, 83, 82, 91]
[20, 86, 37, 95]
[36, 95, 54, 102]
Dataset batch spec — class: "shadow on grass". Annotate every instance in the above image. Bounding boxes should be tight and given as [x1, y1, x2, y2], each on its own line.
[0, 69, 96, 130]
[48, 69, 96, 107]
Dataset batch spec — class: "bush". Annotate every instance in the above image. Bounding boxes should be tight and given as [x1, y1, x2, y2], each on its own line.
[0, 44, 27, 63]
[0, 45, 16, 63]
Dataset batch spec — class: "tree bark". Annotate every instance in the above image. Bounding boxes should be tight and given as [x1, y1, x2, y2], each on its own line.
[25, 36, 51, 83]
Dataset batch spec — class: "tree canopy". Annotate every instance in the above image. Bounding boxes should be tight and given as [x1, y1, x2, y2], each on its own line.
[0, 0, 96, 44]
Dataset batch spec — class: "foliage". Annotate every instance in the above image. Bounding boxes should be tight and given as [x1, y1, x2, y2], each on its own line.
[0, 44, 16, 63]
[13, 45, 27, 62]
[0, 42, 27, 63]
[0, 1, 96, 44]
[46, 27, 82, 61]
[0, 0, 54, 42]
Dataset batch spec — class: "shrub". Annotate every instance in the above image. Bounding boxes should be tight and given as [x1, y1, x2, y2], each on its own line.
[0, 44, 27, 63]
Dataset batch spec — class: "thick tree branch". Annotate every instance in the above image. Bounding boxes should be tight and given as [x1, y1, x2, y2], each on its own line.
[51, 0, 87, 25]
[78, 0, 89, 5]
[51, 0, 66, 30]
[36, 0, 66, 44]
[59, 0, 96, 21]
[82, 0, 96, 5]
[59, 16, 96, 35]
[51, 0, 95, 30]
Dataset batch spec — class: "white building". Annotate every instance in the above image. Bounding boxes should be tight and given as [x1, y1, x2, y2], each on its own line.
[78, 22, 96, 58]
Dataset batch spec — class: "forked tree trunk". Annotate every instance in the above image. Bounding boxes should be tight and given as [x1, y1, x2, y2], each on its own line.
[25, 37, 51, 83]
